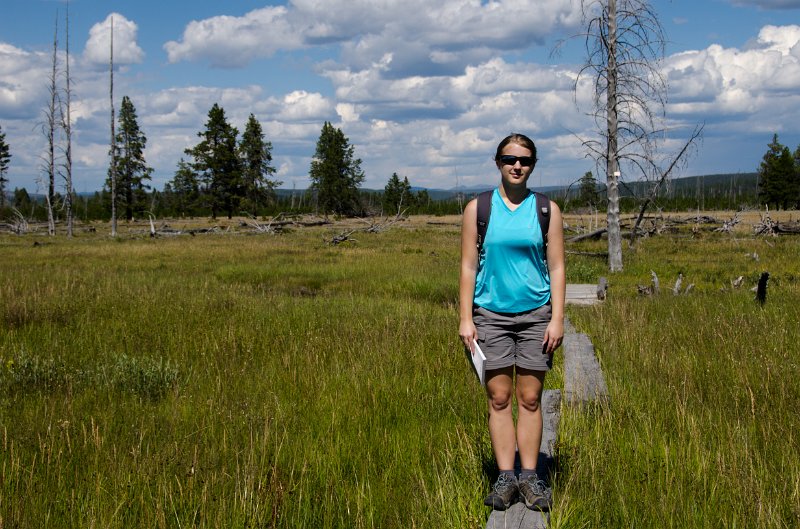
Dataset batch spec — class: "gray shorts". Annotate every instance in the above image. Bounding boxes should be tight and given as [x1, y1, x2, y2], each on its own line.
[473, 304, 553, 372]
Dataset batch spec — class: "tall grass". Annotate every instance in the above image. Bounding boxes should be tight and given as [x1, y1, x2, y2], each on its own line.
[0, 225, 495, 528]
[3, 219, 798, 528]
[556, 232, 800, 528]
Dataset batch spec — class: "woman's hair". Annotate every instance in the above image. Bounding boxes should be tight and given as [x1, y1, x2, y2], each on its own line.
[494, 133, 538, 166]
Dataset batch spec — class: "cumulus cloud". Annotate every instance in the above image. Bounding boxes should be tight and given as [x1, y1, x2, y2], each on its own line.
[164, 0, 580, 75]
[0, 44, 52, 119]
[665, 24, 800, 116]
[83, 13, 144, 68]
[164, 6, 302, 67]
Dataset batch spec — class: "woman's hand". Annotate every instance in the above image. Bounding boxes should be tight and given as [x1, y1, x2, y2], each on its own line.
[460, 319, 478, 354]
[542, 319, 563, 355]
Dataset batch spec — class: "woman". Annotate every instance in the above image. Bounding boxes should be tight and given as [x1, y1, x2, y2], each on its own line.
[459, 133, 565, 512]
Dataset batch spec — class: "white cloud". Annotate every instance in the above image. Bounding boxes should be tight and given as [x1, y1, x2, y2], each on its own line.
[164, 0, 580, 76]
[0, 44, 51, 119]
[163, 6, 301, 67]
[665, 25, 800, 118]
[83, 14, 144, 68]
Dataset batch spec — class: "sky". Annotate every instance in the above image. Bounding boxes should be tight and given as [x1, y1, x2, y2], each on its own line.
[1, 0, 800, 194]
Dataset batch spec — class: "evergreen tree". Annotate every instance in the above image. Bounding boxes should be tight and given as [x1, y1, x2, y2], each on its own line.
[578, 170, 600, 207]
[109, 96, 152, 220]
[416, 189, 431, 210]
[758, 134, 792, 209]
[309, 122, 364, 216]
[186, 103, 241, 219]
[383, 173, 414, 214]
[167, 158, 200, 217]
[13, 187, 32, 215]
[239, 114, 280, 213]
[792, 143, 800, 209]
[0, 124, 10, 208]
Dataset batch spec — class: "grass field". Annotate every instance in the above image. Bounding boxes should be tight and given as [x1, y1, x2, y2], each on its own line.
[1, 212, 798, 528]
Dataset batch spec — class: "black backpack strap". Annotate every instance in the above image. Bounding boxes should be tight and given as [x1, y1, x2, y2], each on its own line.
[534, 192, 551, 255]
[476, 190, 493, 252]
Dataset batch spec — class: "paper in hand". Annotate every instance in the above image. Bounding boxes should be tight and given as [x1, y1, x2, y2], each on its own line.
[471, 340, 487, 386]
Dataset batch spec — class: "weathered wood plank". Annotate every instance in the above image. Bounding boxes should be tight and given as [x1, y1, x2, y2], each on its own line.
[563, 323, 609, 407]
[566, 283, 602, 305]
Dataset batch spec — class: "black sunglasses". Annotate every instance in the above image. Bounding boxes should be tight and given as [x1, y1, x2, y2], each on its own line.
[499, 155, 535, 167]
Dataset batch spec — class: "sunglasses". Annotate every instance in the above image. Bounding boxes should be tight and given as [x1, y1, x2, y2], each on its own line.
[499, 155, 535, 166]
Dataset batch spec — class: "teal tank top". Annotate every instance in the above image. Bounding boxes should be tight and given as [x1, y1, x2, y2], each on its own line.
[473, 189, 551, 313]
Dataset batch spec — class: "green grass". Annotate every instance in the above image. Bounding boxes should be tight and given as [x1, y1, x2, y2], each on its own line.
[2, 221, 798, 528]
[556, 233, 800, 528]
[0, 226, 496, 528]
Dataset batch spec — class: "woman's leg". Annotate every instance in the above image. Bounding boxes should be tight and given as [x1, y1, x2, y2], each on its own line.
[485, 366, 516, 471]
[515, 368, 546, 471]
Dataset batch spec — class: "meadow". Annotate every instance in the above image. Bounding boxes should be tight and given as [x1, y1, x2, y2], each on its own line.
[1, 212, 798, 528]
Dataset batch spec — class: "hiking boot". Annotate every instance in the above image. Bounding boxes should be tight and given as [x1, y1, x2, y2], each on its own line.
[518, 474, 552, 512]
[484, 473, 518, 510]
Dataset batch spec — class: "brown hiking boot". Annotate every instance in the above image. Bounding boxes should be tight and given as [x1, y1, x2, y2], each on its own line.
[483, 473, 518, 510]
[518, 474, 552, 512]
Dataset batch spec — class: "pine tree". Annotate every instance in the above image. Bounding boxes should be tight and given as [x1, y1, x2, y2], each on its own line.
[758, 134, 790, 209]
[0, 124, 10, 209]
[309, 122, 364, 216]
[109, 96, 152, 220]
[186, 103, 241, 219]
[168, 158, 200, 217]
[239, 114, 280, 213]
[792, 143, 800, 209]
[383, 172, 412, 214]
[578, 170, 600, 208]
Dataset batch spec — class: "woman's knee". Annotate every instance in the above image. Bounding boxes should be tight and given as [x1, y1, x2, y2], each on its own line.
[517, 389, 541, 413]
[488, 391, 513, 413]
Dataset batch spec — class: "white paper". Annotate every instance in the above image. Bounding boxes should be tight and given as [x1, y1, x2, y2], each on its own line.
[471, 340, 487, 386]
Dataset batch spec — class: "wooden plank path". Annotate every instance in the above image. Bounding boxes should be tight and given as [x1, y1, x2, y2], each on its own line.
[485, 285, 607, 528]
[565, 283, 603, 305]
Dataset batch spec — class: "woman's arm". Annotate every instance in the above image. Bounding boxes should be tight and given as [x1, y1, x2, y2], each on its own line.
[459, 199, 479, 353]
[543, 200, 565, 354]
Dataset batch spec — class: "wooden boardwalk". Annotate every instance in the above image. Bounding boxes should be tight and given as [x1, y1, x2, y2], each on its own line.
[565, 283, 602, 305]
[485, 285, 607, 528]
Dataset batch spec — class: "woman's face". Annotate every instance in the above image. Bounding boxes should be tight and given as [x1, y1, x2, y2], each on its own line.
[496, 142, 534, 187]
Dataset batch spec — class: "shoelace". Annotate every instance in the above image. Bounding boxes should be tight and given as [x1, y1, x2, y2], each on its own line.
[494, 474, 516, 493]
[521, 476, 546, 494]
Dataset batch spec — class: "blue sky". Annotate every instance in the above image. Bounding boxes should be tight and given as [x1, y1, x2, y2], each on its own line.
[1, 0, 799, 194]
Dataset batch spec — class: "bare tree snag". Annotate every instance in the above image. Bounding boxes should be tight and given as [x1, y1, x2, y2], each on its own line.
[597, 277, 608, 300]
[672, 273, 683, 296]
[63, 4, 74, 237]
[109, 16, 117, 237]
[44, 13, 59, 236]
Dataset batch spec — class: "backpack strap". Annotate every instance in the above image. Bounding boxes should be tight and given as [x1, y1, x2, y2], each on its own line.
[534, 191, 551, 256]
[476, 190, 493, 253]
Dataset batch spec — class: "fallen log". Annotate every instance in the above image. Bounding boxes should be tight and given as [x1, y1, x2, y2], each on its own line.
[567, 227, 607, 243]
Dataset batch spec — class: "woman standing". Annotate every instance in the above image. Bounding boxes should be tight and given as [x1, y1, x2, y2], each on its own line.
[459, 133, 565, 512]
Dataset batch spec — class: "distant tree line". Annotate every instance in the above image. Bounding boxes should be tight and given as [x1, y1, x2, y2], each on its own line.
[2, 112, 797, 224]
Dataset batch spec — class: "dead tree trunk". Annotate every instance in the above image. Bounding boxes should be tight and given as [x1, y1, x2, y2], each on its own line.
[109, 16, 118, 237]
[605, 0, 623, 271]
[45, 13, 58, 236]
[63, 5, 74, 237]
